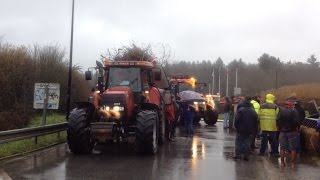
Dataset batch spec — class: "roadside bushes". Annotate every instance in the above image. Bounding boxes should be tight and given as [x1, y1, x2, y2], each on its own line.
[0, 44, 34, 130]
[0, 42, 90, 130]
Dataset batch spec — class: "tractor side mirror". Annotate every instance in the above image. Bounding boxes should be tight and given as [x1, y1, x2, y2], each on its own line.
[154, 68, 161, 81]
[85, 71, 92, 80]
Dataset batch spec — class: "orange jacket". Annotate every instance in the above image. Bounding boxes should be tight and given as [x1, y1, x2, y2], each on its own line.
[166, 103, 176, 122]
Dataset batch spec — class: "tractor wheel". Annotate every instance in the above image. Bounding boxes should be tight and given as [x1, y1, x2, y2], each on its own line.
[204, 108, 218, 125]
[135, 110, 158, 154]
[67, 108, 94, 154]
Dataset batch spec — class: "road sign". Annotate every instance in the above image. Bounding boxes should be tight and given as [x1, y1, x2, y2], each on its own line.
[234, 87, 241, 96]
[34, 83, 60, 109]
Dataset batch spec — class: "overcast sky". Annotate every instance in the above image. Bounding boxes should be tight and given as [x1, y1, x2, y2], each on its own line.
[1, 0, 320, 69]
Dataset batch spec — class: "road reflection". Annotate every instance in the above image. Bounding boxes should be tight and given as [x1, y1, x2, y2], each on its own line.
[192, 138, 198, 158]
[192, 137, 206, 160]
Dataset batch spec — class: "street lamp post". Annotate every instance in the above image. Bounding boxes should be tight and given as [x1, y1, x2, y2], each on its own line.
[212, 67, 214, 94]
[275, 66, 278, 89]
[66, 0, 75, 120]
[226, 68, 229, 97]
[235, 68, 238, 88]
[218, 66, 221, 95]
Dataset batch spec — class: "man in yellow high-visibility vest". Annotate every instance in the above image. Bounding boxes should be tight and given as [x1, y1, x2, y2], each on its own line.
[259, 94, 279, 156]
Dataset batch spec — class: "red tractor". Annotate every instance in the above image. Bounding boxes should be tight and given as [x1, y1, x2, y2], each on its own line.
[169, 75, 219, 125]
[67, 59, 175, 154]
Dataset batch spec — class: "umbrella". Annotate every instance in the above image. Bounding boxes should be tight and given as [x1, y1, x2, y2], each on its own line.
[178, 90, 204, 101]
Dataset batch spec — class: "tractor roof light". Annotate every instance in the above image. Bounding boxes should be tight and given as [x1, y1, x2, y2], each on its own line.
[190, 77, 196, 88]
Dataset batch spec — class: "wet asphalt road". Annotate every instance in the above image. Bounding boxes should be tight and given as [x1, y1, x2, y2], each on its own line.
[1, 122, 320, 180]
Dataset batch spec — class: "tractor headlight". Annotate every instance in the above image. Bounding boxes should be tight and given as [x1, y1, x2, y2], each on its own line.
[104, 106, 110, 111]
[201, 102, 206, 105]
[193, 102, 198, 105]
[113, 106, 124, 111]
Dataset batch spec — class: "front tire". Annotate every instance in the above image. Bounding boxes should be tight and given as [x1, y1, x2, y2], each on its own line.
[204, 108, 218, 125]
[67, 108, 94, 154]
[135, 110, 158, 154]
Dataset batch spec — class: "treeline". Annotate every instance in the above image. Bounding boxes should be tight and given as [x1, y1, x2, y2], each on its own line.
[163, 54, 320, 96]
[0, 42, 89, 130]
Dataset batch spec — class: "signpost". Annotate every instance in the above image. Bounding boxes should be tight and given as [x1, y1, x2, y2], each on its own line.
[34, 83, 60, 125]
[234, 87, 241, 96]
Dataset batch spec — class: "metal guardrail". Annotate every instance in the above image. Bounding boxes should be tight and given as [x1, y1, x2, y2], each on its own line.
[0, 122, 67, 144]
[301, 117, 318, 129]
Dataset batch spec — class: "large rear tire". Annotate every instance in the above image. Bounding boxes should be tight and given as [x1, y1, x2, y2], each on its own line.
[204, 108, 218, 125]
[67, 108, 94, 154]
[135, 110, 158, 154]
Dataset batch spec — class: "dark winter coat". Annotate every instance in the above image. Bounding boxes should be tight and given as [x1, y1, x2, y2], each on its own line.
[223, 101, 231, 113]
[276, 107, 299, 132]
[181, 102, 195, 120]
[234, 102, 258, 134]
[294, 104, 306, 124]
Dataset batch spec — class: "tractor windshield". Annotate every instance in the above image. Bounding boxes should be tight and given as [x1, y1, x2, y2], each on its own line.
[107, 67, 142, 92]
[179, 83, 194, 92]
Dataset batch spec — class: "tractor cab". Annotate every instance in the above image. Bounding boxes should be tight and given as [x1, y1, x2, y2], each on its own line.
[168, 75, 219, 125]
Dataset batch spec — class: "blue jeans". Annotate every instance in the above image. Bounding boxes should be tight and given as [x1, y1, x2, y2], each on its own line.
[260, 131, 279, 154]
[235, 133, 253, 158]
[185, 115, 194, 135]
[224, 112, 230, 128]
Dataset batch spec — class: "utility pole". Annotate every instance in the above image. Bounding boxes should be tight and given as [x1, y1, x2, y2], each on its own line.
[275, 66, 278, 89]
[226, 68, 229, 97]
[66, 0, 75, 120]
[235, 68, 238, 88]
[218, 66, 221, 95]
[212, 67, 214, 94]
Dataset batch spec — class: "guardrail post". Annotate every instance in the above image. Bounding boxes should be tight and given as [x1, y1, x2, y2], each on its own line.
[35, 136, 38, 145]
[57, 132, 61, 139]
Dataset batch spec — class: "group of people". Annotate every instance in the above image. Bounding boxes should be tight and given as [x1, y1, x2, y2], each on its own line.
[232, 93, 305, 168]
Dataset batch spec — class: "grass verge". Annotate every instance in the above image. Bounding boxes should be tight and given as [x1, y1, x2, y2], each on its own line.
[0, 113, 67, 159]
[218, 113, 224, 120]
[28, 113, 66, 127]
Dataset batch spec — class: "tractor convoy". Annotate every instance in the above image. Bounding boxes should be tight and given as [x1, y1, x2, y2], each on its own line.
[67, 59, 220, 155]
